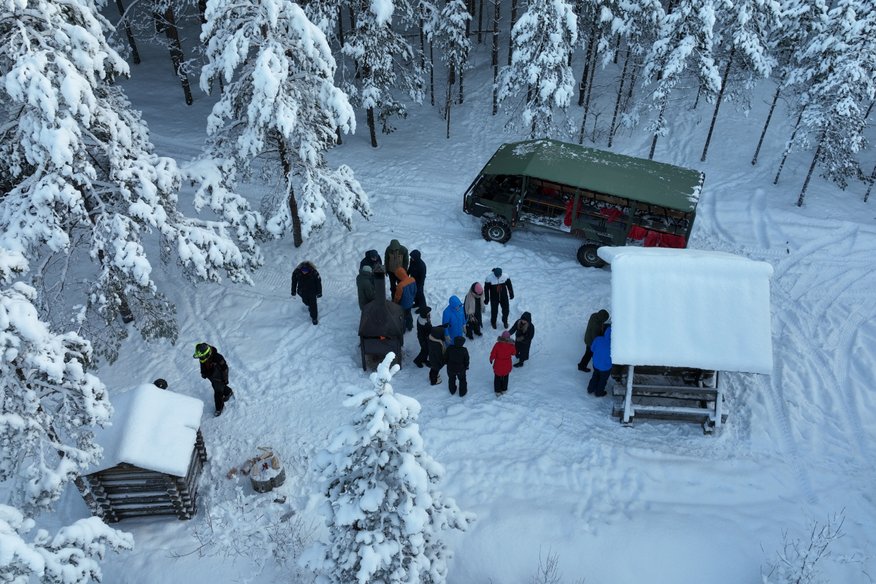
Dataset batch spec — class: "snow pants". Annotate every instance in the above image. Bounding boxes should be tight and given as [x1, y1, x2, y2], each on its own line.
[489, 297, 510, 329]
[210, 380, 233, 412]
[587, 368, 611, 396]
[448, 371, 467, 397]
[494, 374, 509, 395]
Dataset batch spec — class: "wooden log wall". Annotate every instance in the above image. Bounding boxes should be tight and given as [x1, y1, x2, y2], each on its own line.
[82, 443, 206, 522]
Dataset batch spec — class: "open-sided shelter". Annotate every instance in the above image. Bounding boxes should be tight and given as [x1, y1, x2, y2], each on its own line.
[598, 247, 773, 432]
[79, 384, 207, 522]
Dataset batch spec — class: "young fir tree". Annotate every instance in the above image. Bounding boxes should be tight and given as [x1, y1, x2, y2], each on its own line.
[0, 0, 262, 362]
[0, 249, 133, 582]
[342, 0, 425, 147]
[306, 354, 474, 584]
[641, 0, 723, 159]
[427, 0, 472, 137]
[700, 0, 781, 161]
[200, 0, 371, 247]
[498, 0, 579, 138]
[788, 0, 876, 205]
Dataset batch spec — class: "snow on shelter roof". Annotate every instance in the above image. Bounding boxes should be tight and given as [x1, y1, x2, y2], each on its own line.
[598, 247, 774, 374]
[90, 384, 204, 477]
[480, 139, 704, 213]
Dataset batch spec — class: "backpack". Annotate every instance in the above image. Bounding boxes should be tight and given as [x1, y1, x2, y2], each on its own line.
[400, 282, 417, 309]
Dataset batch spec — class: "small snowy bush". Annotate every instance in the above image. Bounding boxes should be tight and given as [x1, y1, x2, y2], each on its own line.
[304, 353, 474, 584]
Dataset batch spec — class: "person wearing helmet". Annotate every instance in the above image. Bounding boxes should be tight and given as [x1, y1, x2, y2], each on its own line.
[193, 343, 234, 416]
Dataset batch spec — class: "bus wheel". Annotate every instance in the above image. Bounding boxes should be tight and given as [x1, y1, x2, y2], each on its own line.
[577, 244, 606, 268]
[482, 218, 512, 243]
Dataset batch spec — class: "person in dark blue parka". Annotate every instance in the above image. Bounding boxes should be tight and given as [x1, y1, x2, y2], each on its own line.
[442, 296, 466, 346]
[587, 326, 612, 397]
[408, 250, 427, 309]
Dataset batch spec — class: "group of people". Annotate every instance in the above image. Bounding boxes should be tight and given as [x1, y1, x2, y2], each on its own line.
[194, 239, 613, 416]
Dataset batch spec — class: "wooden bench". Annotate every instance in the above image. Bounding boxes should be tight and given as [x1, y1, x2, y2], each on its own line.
[610, 365, 726, 433]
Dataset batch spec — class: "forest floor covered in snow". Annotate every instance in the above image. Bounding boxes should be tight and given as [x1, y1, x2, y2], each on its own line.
[57, 25, 876, 584]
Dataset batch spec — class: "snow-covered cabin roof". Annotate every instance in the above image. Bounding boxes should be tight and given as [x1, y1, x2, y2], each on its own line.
[90, 384, 204, 477]
[598, 247, 774, 374]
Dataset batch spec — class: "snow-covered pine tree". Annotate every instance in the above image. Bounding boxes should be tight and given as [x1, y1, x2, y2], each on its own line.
[498, 0, 578, 138]
[200, 0, 371, 247]
[306, 353, 474, 584]
[788, 0, 876, 205]
[0, 248, 133, 582]
[751, 0, 828, 166]
[0, 0, 263, 362]
[596, 0, 664, 147]
[700, 0, 781, 161]
[342, 0, 425, 147]
[427, 0, 471, 137]
[641, 0, 724, 159]
[0, 504, 133, 583]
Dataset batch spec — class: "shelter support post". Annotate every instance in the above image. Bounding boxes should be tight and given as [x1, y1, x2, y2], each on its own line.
[622, 365, 635, 425]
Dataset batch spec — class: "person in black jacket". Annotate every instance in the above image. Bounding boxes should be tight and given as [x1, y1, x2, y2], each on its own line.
[291, 261, 322, 325]
[484, 267, 514, 329]
[509, 311, 535, 367]
[445, 336, 470, 397]
[408, 249, 427, 309]
[193, 343, 234, 416]
[413, 306, 432, 368]
[427, 324, 447, 385]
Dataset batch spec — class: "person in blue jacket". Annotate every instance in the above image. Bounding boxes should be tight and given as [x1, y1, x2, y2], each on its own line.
[442, 296, 466, 346]
[587, 325, 612, 397]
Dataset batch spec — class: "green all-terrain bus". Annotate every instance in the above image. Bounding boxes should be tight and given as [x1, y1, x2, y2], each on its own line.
[462, 139, 705, 267]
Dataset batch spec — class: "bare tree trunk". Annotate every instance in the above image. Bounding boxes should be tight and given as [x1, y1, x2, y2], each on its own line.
[774, 110, 804, 184]
[348, 5, 356, 30]
[115, 0, 141, 63]
[278, 139, 304, 247]
[446, 68, 455, 139]
[337, 7, 345, 46]
[579, 44, 598, 143]
[577, 25, 596, 106]
[613, 33, 620, 64]
[461, 0, 473, 104]
[864, 162, 875, 203]
[692, 85, 701, 109]
[508, 0, 518, 66]
[797, 133, 824, 207]
[865, 100, 874, 120]
[607, 49, 630, 148]
[197, 0, 207, 24]
[491, 0, 500, 115]
[367, 107, 378, 148]
[649, 101, 667, 160]
[478, 0, 484, 44]
[701, 47, 734, 162]
[163, 7, 193, 105]
[430, 41, 435, 106]
[752, 83, 781, 165]
[419, 19, 432, 106]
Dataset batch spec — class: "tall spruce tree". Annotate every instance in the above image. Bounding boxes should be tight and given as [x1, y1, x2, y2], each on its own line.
[428, 0, 472, 137]
[788, 0, 876, 205]
[200, 0, 371, 246]
[306, 354, 473, 584]
[700, 0, 781, 161]
[0, 0, 261, 362]
[498, 0, 579, 138]
[641, 0, 724, 159]
[342, 0, 425, 147]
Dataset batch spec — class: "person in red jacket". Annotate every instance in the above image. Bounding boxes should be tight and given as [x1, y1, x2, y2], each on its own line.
[489, 330, 517, 396]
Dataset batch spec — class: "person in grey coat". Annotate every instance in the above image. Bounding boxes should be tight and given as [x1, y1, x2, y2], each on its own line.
[578, 309, 610, 372]
[356, 265, 377, 309]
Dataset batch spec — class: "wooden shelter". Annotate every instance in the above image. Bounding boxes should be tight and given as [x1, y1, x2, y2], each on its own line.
[598, 247, 774, 433]
[80, 384, 207, 522]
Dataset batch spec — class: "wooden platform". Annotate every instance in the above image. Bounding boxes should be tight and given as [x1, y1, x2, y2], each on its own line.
[610, 365, 727, 433]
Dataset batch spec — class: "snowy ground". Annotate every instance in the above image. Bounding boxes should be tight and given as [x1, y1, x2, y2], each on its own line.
[69, 23, 876, 584]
